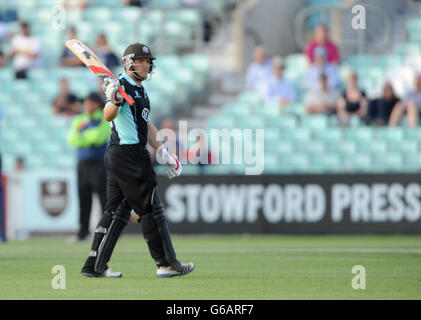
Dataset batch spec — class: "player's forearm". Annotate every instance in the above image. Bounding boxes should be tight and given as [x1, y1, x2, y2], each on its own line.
[103, 103, 119, 122]
[147, 122, 164, 151]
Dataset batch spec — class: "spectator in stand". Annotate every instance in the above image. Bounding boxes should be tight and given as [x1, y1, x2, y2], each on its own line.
[14, 156, 25, 173]
[305, 24, 340, 65]
[0, 20, 12, 43]
[63, 0, 89, 10]
[0, 51, 6, 67]
[366, 82, 400, 126]
[93, 33, 120, 70]
[258, 56, 296, 108]
[389, 74, 421, 128]
[121, 0, 149, 6]
[303, 46, 339, 92]
[53, 78, 81, 116]
[337, 72, 368, 125]
[60, 27, 84, 67]
[245, 46, 272, 92]
[305, 74, 340, 115]
[9, 21, 42, 79]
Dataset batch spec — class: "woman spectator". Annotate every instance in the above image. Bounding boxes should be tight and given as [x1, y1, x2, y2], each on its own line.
[337, 72, 368, 125]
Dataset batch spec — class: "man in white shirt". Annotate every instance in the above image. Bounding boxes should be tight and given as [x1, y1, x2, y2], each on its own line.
[245, 45, 272, 92]
[305, 74, 340, 114]
[303, 46, 339, 92]
[9, 21, 42, 79]
[258, 56, 296, 106]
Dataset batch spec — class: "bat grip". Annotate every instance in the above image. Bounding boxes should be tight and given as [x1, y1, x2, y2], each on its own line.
[118, 86, 135, 106]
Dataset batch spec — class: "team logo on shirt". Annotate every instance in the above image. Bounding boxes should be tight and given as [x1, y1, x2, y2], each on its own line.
[142, 108, 150, 121]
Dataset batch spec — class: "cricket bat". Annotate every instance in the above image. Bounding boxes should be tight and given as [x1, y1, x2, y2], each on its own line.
[65, 39, 135, 106]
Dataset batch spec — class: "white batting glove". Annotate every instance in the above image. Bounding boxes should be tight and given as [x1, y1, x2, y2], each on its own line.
[102, 77, 123, 106]
[157, 147, 182, 179]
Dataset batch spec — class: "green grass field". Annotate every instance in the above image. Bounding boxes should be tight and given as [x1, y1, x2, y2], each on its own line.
[1, 235, 421, 300]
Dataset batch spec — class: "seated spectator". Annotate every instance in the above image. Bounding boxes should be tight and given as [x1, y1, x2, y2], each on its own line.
[258, 56, 296, 107]
[60, 27, 84, 67]
[305, 74, 340, 115]
[366, 82, 399, 126]
[305, 24, 340, 64]
[14, 156, 25, 173]
[303, 46, 339, 92]
[63, 0, 89, 10]
[121, 0, 149, 6]
[9, 21, 42, 79]
[337, 72, 368, 125]
[93, 33, 119, 70]
[389, 74, 421, 128]
[0, 50, 6, 67]
[0, 20, 12, 42]
[245, 45, 272, 92]
[53, 78, 81, 116]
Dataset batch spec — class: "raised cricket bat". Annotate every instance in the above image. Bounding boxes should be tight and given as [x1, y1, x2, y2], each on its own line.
[65, 39, 135, 106]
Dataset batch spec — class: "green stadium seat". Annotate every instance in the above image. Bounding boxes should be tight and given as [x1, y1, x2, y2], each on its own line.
[345, 153, 372, 172]
[344, 127, 373, 142]
[207, 116, 235, 129]
[407, 19, 421, 32]
[300, 114, 328, 129]
[263, 153, 280, 174]
[236, 116, 265, 129]
[222, 102, 251, 116]
[376, 55, 402, 68]
[264, 130, 281, 146]
[394, 42, 421, 57]
[262, 103, 280, 116]
[278, 141, 294, 154]
[347, 55, 374, 68]
[237, 91, 264, 106]
[374, 127, 404, 142]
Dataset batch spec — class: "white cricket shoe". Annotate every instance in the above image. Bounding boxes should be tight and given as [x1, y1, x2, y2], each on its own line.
[156, 262, 195, 278]
[81, 266, 122, 278]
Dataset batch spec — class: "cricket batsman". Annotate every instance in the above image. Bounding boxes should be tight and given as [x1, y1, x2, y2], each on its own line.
[80, 43, 194, 278]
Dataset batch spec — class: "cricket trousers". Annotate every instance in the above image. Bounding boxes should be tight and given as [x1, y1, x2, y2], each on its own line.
[77, 157, 107, 239]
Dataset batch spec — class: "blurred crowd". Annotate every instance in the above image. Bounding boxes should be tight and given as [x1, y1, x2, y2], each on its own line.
[245, 24, 421, 128]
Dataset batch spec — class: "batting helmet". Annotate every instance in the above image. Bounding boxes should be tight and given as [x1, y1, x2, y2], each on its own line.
[122, 43, 156, 80]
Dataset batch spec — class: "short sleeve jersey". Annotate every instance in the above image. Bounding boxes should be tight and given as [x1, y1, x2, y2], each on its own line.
[108, 73, 151, 146]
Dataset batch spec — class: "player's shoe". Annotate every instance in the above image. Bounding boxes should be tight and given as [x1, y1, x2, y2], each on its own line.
[156, 262, 195, 278]
[81, 266, 122, 278]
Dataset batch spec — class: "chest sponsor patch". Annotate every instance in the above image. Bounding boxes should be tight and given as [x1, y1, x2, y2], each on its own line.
[142, 108, 150, 121]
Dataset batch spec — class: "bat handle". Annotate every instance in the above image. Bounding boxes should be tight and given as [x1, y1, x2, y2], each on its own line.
[118, 86, 135, 106]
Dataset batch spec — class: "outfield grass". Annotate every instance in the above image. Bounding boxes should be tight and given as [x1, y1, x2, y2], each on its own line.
[1, 235, 421, 300]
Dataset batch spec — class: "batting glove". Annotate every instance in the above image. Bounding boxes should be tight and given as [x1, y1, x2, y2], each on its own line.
[102, 77, 123, 106]
[157, 147, 182, 179]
